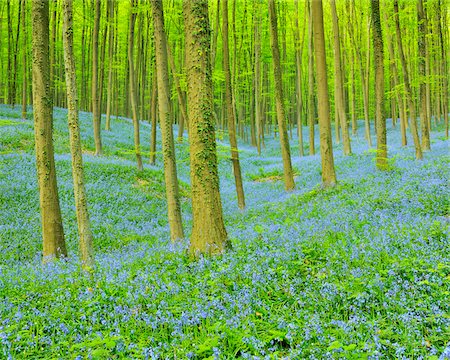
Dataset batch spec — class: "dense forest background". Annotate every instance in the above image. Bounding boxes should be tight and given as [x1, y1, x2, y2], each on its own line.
[1, 0, 448, 143]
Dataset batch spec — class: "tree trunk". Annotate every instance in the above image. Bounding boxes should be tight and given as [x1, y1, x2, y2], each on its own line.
[32, 0, 67, 262]
[21, 0, 27, 119]
[184, 0, 229, 256]
[307, 0, 315, 155]
[294, 0, 305, 157]
[254, 0, 262, 155]
[385, 12, 407, 147]
[92, 0, 102, 155]
[152, 0, 184, 241]
[417, 0, 430, 151]
[268, 0, 295, 191]
[371, 0, 387, 170]
[222, 0, 245, 209]
[311, 0, 337, 187]
[330, 0, 351, 155]
[128, 0, 143, 171]
[394, 0, 423, 160]
[105, 0, 114, 130]
[149, 67, 158, 165]
[62, 0, 94, 269]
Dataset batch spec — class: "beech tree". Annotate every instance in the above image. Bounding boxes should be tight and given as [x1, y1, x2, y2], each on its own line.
[371, 0, 387, 170]
[268, 0, 295, 191]
[184, 0, 229, 256]
[223, 0, 245, 208]
[62, 0, 94, 268]
[312, 0, 336, 187]
[32, 0, 67, 262]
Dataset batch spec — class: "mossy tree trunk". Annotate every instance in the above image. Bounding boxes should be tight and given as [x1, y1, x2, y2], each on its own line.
[32, 0, 67, 262]
[183, 0, 229, 256]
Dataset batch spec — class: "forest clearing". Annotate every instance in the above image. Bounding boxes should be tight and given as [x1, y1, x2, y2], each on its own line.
[0, 0, 449, 358]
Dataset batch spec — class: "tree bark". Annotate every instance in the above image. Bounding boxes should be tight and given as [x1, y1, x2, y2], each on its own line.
[307, 0, 315, 155]
[417, 0, 431, 151]
[394, 0, 423, 160]
[330, 0, 351, 155]
[268, 0, 295, 191]
[32, 0, 67, 262]
[371, 0, 387, 170]
[62, 0, 94, 269]
[311, 0, 337, 187]
[92, 0, 102, 155]
[184, 0, 229, 256]
[222, 0, 245, 209]
[152, 0, 184, 241]
[128, 0, 143, 171]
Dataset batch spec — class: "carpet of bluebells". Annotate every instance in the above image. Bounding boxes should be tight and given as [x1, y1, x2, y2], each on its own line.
[0, 104, 449, 359]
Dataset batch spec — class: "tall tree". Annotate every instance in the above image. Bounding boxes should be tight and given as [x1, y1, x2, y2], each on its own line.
[330, 0, 351, 155]
[268, 0, 295, 191]
[253, 0, 262, 155]
[183, 0, 229, 256]
[371, 0, 387, 170]
[92, 0, 102, 155]
[32, 0, 67, 262]
[394, 0, 423, 160]
[21, 0, 27, 119]
[62, 0, 94, 269]
[152, 0, 184, 241]
[128, 0, 143, 171]
[311, 0, 337, 187]
[105, 0, 115, 131]
[417, 0, 431, 151]
[307, 0, 315, 156]
[222, 0, 245, 209]
[294, 0, 305, 157]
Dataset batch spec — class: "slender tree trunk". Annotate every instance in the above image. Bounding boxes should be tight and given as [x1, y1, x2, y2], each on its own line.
[385, 13, 407, 146]
[330, 0, 351, 155]
[437, 0, 448, 137]
[92, 0, 102, 155]
[312, 0, 337, 187]
[62, 0, 94, 269]
[21, 0, 27, 119]
[394, 0, 423, 160]
[363, 19, 372, 147]
[223, 0, 245, 209]
[268, 0, 295, 191]
[294, 0, 305, 157]
[254, 0, 262, 155]
[7, 1, 13, 106]
[128, 0, 143, 171]
[307, 0, 315, 155]
[32, 0, 67, 262]
[105, 0, 114, 130]
[152, 0, 184, 241]
[184, 0, 229, 256]
[417, 0, 430, 151]
[371, 0, 387, 170]
[149, 67, 157, 165]
[167, 45, 188, 141]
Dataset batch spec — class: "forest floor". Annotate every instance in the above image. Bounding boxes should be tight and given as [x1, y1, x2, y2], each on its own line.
[0, 104, 449, 359]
